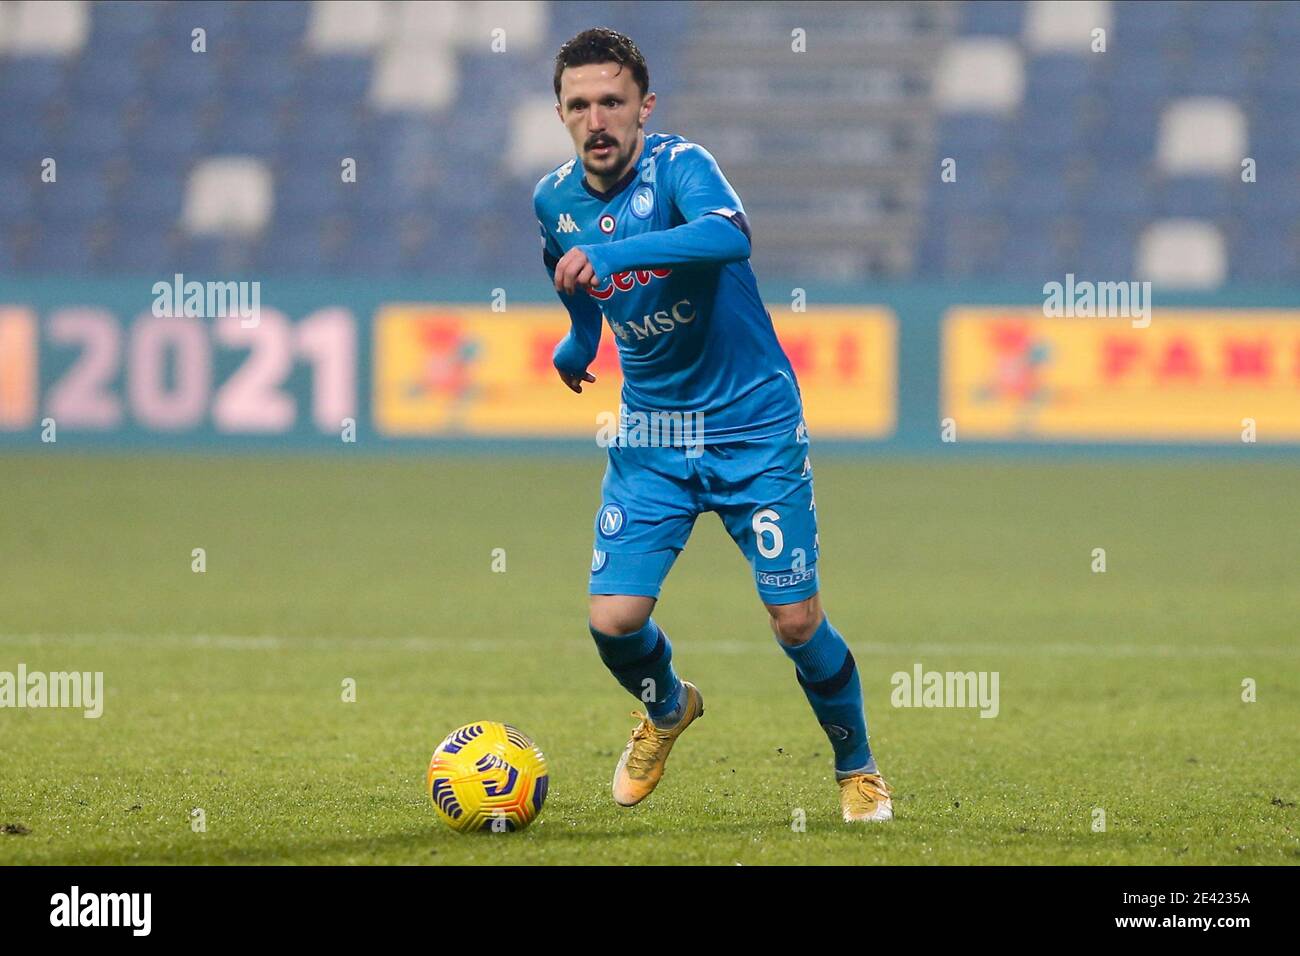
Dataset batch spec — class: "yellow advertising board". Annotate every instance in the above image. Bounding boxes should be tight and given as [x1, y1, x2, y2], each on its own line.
[374, 305, 896, 438]
[944, 307, 1300, 441]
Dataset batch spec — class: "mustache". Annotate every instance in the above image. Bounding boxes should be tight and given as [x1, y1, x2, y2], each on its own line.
[586, 136, 617, 150]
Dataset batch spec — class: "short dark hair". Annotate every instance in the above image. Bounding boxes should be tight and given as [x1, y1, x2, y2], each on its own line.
[553, 27, 649, 101]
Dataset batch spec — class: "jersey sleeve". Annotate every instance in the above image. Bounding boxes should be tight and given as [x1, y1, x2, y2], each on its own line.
[665, 142, 750, 234]
[534, 181, 603, 375]
[580, 142, 752, 278]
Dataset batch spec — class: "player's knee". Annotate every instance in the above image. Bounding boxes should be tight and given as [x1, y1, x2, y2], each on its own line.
[768, 597, 824, 646]
[588, 596, 652, 637]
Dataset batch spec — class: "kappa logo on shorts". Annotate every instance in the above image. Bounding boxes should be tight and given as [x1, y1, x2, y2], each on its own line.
[756, 568, 816, 588]
[597, 503, 627, 539]
[591, 549, 608, 574]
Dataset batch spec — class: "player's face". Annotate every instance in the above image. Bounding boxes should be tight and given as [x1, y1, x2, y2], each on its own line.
[556, 63, 654, 181]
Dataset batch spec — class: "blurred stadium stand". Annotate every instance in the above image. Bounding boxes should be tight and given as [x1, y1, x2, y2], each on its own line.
[0, 0, 1295, 284]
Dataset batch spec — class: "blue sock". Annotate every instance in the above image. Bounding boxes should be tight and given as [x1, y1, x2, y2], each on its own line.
[780, 616, 876, 775]
[590, 618, 684, 724]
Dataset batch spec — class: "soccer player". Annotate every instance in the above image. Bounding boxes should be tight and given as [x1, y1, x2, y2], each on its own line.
[534, 28, 893, 823]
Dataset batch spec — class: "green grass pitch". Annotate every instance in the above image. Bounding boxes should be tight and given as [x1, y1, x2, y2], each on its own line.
[1, 453, 1296, 865]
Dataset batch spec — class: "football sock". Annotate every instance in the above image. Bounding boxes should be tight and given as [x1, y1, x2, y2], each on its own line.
[590, 617, 684, 725]
[780, 616, 876, 775]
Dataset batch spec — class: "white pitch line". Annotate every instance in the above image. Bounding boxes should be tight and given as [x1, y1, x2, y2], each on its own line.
[0, 633, 1295, 658]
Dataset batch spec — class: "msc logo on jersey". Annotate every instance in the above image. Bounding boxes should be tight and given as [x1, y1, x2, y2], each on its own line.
[609, 299, 697, 343]
[556, 213, 580, 233]
[591, 549, 608, 574]
[597, 503, 627, 539]
[630, 186, 654, 219]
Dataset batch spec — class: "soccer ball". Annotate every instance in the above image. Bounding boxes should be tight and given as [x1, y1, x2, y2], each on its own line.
[426, 721, 549, 833]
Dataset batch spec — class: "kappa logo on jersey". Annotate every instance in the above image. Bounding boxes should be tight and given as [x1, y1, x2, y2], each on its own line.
[587, 268, 672, 301]
[669, 142, 697, 162]
[552, 158, 576, 187]
[556, 213, 580, 233]
[630, 185, 655, 219]
[597, 504, 627, 539]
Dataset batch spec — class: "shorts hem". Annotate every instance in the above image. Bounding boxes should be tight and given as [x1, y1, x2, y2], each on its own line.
[588, 583, 663, 598]
[756, 583, 821, 605]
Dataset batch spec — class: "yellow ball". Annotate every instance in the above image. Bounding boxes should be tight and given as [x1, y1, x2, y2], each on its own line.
[426, 721, 549, 833]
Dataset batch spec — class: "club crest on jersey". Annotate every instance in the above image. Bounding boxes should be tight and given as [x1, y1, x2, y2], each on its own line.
[587, 267, 672, 301]
[630, 186, 654, 219]
[556, 213, 580, 233]
[599, 214, 616, 234]
[591, 549, 608, 574]
[597, 503, 627, 539]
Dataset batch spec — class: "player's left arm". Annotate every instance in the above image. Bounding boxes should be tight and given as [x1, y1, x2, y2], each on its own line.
[575, 143, 752, 280]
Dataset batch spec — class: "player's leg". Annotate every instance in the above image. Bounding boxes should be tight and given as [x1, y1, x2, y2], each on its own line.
[588, 589, 687, 726]
[587, 444, 704, 806]
[765, 592, 891, 822]
[710, 424, 891, 821]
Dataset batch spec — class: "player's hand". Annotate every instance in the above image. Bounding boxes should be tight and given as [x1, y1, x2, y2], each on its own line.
[554, 247, 598, 296]
[557, 368, 596, 394]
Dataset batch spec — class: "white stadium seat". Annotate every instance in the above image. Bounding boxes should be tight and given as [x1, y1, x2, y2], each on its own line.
[1137, 220, 1228, 290]
[182, 157, 274, 237]
[306, 0, 392, 53]
[1023, 0, 1112, 54]
[388, 0, 462, 49]
[1157, 97, 1248, 176]
[2, 0, 88, 55]
[505, 96, 575, 177]
[453, 0, 548, 51]
[934, 38, 1024, 114]
[370, 43, 457, 112]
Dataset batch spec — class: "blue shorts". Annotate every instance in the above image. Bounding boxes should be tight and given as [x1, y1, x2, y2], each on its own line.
[589, 421, 820, 605]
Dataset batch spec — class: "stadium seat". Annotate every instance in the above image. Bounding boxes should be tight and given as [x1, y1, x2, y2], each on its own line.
[1137, 219, 1228, 288]
[181, 156, 274, 238]
[934, 38, 1024, 114]
[505, 95, 577, 178]
[0, 55, 68, 104]
[960, 0, 1023, 37]
[370, 44, 457, 112]
[1022, 0, 1111, 55]
[1156, 98, 1248, 175]
[305, 0, 390, 53]
[1156, 176, 1234, 219]
[3, 0, 89, 55]
[0, 166, 37, 220]
[451, 0, 548, 51]
[114, 171, 185, 227]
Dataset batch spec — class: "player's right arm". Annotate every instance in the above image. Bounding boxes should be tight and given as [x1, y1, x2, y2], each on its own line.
[535, 185, 602, 394]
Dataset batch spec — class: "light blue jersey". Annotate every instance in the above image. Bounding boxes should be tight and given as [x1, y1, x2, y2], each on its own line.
[534, 131, 803, 443]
